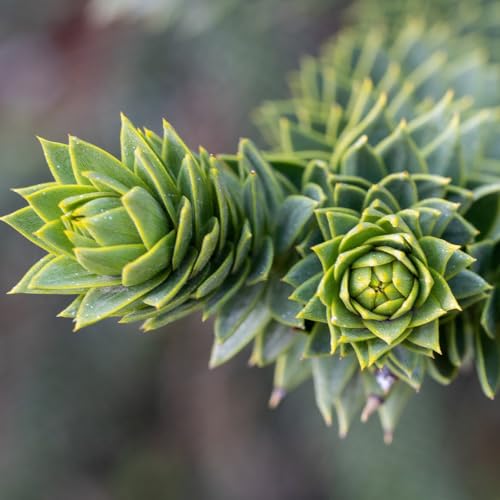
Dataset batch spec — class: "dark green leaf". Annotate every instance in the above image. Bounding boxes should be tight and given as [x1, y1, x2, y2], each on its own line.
[214, 283, 266, 341]
[210, 302, 271, 368]
[75, 271, 167, 330]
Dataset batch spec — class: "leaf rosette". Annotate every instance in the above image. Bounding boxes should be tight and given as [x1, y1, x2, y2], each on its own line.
[286, 172, 491, 372]
[319, 205, 463, 366]
[2, 115, 276, 331]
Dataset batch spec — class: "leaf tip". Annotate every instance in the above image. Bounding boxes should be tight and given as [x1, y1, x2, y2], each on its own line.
[322, 413, 333, 427]
[361, 395, 383, 423]
[268, 387, 286, 409]
[383, 430, 394, 445]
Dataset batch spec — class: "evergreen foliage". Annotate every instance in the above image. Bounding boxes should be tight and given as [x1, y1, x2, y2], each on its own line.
[3, 9, 500, 441]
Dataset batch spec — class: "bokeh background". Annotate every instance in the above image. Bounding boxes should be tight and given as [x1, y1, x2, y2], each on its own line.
[0, 1, 499, 499]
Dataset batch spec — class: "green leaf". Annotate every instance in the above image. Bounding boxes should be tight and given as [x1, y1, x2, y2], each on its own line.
[243, 172, 267, 254]
[481, 289, 500, 340]
[69, 135, 140, 188]
[13, 182, 56, 198]
[39, 138, 76, 184]
[75, 271, 167, 330]
[340, 136, 386, 183]
[298, 295, 327, 323]
[329, 284, 365, 329]
[333, 183, 366, 212]
[327, 212, 360, 238]
[65, 231, 98, 248]
[161, 119, 194, 177]
[272, 336, 311, 396]
[444, 249, 475, 280]
[422, 114, 463, 182]
[31, 255, 121, 290]
[466, 183, 500, 240]
[290, 274, 321, 304]
[0, 207, 51, 252]
[239, 139, 284, 213]
[408, 320, 440, 353]
[338, 223, 385, 253]
[143, 300, 202, 331]
[364, 313, 412, 345]
[247, 236, 274, 285]
[410, 294, 446, 327]
[334, 245, 373, 281]
[283, 253, 322, 288]
[312, 355, 357, 425]
[312, 238, 341, 270]
[419, 236, 458, 274]
[122, 231, 175, 287]
[144, 128, 163, 157]
[34, 220, 74, 257]
[303, 182, 326, 203]
[172, 197, 193, 270]
[57, 295, 84, 318]
[209, 166, 230, 255]
[351, 342, 370, 370]
[367, 338, 394, 366]
[233, 220, 252, 273]
[334, 374, 365, 438]
[123, 265, 211, 324]
[67, 196, 120, 217]
[416, 207, 440, 236]
[209, 302, 271, 368]
[134, 147, 178, 224]
[345, 247, 392, 269]
[475, 328, 500, 399]
[9, 255, 84, 295]
[83, 207, 141, 246]
[448, 270, 492, 300]
[59, 191, 116, 213]
[376, 121, 428, 174]
[387, 348, 426, 390]
[411, 256, 434, 307]
[120, 113, 143, 170]
[429, 269, 461, 312]
[269, 279, 304, 329]
[202, 261, 251, 319]
[194, 247, 234, 299]
[304, 323, 331, 357]
[143, 248, 197, 309]
[442, 214, 479, 246]
[413, 174, 448, 201]
[26, 185, 96, 222]
[75, 244, 145, 276]
[84, 170, 131, 195]
[378, 173, 418, 209]
[249, 321, 297, 367]
[122, 186, 170, 249]
[177, 155, 211, 245]
[214, 283, 266, 341]
[192, 218, 220, 276]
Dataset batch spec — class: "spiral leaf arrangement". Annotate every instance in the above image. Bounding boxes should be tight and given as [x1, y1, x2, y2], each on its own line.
[3, 11, 500, 441]
[285, 171, 489, 380]
[2, 115, 287, 333]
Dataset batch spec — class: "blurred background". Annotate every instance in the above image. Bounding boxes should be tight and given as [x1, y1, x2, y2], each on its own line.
[0, 1, 499, 499]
